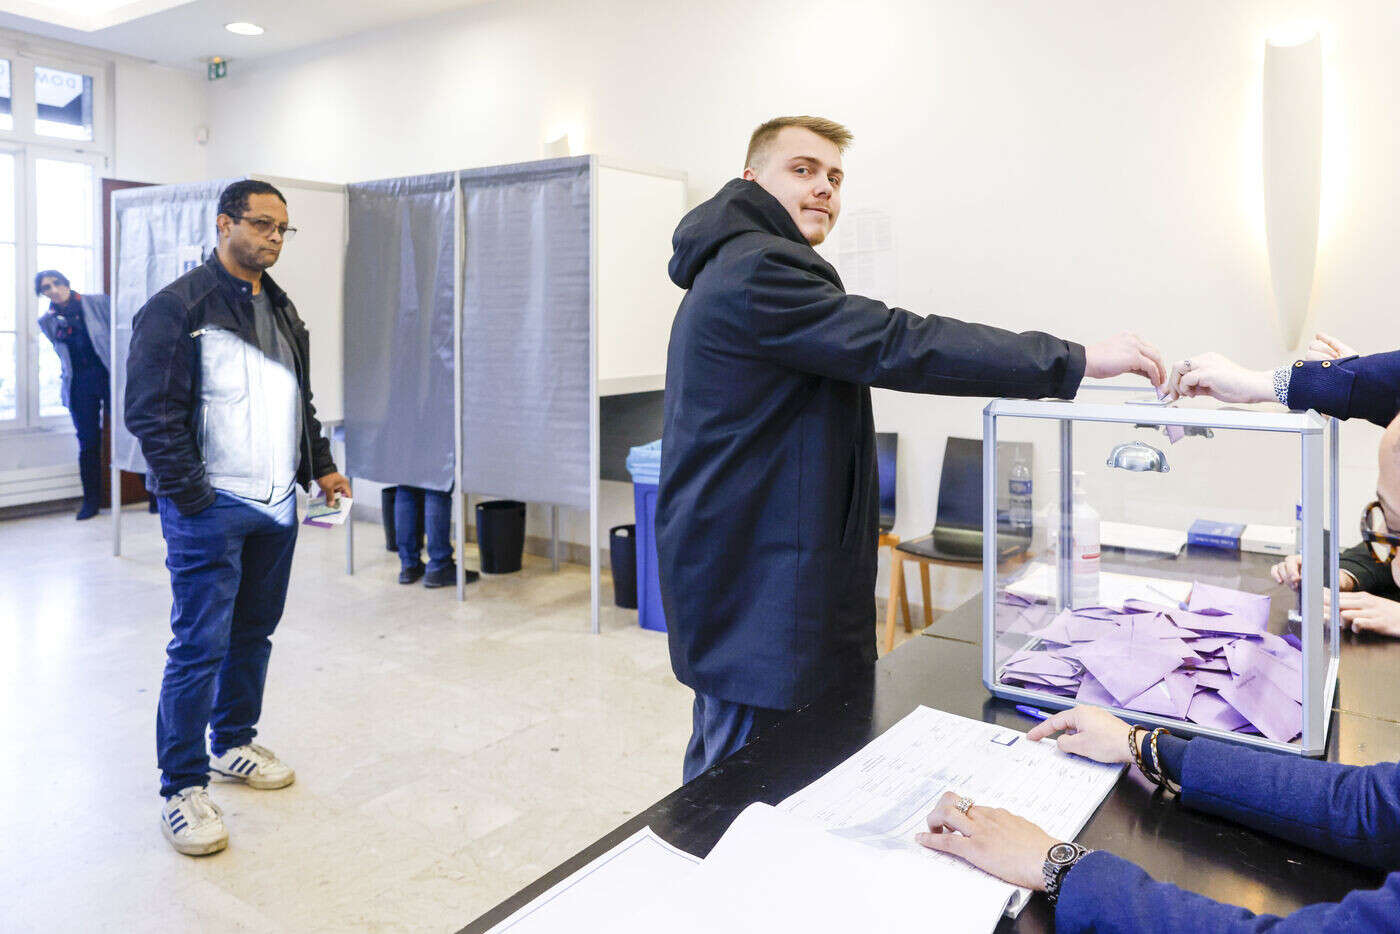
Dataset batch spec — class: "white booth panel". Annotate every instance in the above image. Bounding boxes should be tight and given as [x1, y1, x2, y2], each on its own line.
[596, 164, 686, 395]
[264, 178, 347, 424]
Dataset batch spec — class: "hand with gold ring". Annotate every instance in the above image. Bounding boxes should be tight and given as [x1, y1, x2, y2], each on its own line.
[1164, 351, 1274, 405]
[916, 790, 1060, 890]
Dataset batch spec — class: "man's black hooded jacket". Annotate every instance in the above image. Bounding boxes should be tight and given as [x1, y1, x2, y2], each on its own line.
[657, 179, 1085, 710]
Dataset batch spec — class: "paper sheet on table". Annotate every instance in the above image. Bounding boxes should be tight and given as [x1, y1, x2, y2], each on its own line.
[1005, 563, 1192, 608]
[488, 826, 700, 933]
[774, 706, 1123, 919]
[1100, 521, 1187, 556]
[615, 803, 1010, 934]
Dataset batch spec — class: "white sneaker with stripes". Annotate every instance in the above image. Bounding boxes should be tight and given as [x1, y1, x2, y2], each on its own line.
[161, 786, 228, 856]
[210, 743, 296, 790]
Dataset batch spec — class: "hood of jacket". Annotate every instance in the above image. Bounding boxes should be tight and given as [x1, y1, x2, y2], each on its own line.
[668, 179, 812, 289]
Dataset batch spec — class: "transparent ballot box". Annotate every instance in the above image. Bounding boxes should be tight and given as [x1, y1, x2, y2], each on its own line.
[981, 393, 1341, 756]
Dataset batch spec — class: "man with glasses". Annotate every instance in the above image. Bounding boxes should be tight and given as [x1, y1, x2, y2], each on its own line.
[126, 179, 350, 856]
[35, 269, 111, 519]
[1272, 412, 1400, 636]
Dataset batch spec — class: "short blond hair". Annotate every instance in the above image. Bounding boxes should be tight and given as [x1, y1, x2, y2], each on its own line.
[745, 116, 853, 171]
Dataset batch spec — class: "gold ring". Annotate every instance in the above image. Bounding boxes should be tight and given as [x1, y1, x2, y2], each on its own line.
[954, 796, 974, 816]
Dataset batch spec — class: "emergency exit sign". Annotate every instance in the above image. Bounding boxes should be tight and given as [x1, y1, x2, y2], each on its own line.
[207, 59, 227, 80]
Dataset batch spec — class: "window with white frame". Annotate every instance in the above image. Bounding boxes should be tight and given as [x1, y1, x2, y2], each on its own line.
[0, 46, 109, 431]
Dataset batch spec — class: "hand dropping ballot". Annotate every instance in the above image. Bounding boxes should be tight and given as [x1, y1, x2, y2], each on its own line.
[303, 494, 352, 528]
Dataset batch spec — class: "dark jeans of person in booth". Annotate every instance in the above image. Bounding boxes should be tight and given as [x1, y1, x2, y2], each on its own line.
[68, 364, 108, 518]
[395, 486, 453, 574]
[154, 491, 297, 798]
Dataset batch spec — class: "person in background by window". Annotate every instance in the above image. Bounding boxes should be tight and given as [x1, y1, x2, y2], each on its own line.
[36, 269, 110, 520]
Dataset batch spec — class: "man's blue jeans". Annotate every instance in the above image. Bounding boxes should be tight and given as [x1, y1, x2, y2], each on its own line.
[155, 491, 298, 798]
[395, 486, 453, 573]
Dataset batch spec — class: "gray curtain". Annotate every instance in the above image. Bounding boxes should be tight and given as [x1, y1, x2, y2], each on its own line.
[111, 179, 236, 473]
[343, 173, 457, 491]
[458, 156, 592, 509]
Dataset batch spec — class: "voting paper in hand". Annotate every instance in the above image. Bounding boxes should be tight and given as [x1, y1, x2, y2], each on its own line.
[303, 495, 352, 528]
[777, 705, 1123, 919]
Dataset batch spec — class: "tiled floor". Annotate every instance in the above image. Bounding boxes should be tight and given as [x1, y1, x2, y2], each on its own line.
[0, 505, 918, 932]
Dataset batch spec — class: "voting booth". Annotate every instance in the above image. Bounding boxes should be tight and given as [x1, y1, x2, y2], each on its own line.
[108, 175, 347, 556]
[981, 391, 1341, 756]
[342, 157, 685, 632]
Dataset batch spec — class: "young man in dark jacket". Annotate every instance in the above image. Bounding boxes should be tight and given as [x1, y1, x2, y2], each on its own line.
[659, 116, 1167, 782]
[125, 179, 351, 855]
[36, 270, 112, 519]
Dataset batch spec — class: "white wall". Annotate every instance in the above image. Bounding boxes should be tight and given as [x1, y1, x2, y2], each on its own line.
[201, 0, 1399, 586]
[113, 60, 209, 183]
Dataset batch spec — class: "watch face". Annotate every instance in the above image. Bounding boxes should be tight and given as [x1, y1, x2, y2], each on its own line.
[1048, 842, 1078, 864]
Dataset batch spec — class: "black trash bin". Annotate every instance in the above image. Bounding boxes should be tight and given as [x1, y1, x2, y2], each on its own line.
[609, 524, 638, 609]
[380, 487, 399, 552]
[476, 500, 527, 574]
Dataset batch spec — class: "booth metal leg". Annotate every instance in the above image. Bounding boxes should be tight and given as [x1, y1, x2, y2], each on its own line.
[111, 462, 122, 557]
[551, 505, 560, 572]
[345, 478, 354, 576]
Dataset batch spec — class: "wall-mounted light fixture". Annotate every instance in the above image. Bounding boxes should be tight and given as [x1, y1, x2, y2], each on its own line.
[1262, 29, 1323, 350]
[543, 130, 578, 158]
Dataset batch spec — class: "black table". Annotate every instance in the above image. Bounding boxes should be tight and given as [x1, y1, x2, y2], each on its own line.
[462, 591, 1400, 933]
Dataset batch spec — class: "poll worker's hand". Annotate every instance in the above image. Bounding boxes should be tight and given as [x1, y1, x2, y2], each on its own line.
[1332, 591, 1400, 637]
[315, 471, 352, 506]
[1271, 553, 1358, 592]
[1025, 704, 1135, 765]
[1305, 332, 1358, 361]
[1165, 352, 1273, 405]
[915, 792, 1058, 890]
[1083, 331, 1166, 389]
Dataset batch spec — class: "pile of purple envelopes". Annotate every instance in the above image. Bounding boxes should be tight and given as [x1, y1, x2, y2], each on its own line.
[996, 581, 1304, 743]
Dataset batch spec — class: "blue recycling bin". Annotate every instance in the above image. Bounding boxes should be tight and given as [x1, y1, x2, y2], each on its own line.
[626, 440, 666, 632]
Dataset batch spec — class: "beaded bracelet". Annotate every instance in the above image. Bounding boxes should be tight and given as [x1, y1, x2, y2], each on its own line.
[1147, 728, 1181, 796]
[1128, 724, 1149, 777]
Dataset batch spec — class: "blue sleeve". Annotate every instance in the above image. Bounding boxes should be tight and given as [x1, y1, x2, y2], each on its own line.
[1178, 738, 1400, 869]
[1056, 851, 1400, 933]
[1287, 351, 1400, 427]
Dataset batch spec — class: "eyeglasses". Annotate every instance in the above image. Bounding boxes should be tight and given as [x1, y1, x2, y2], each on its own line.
[1360, 499, 1400, 563]
[231, 214, 297, 240]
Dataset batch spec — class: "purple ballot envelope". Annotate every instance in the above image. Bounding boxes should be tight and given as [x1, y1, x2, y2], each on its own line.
[1187, 582, 1271, 632]
[1220, 672, 1302, 743]
[1187, 689, 1251, 732]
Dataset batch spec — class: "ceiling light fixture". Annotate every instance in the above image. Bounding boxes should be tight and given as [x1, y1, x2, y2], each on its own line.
[225, 22, 264, 36]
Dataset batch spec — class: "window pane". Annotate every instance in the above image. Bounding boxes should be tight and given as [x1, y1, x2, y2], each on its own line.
[37, 336, 66, 417]
[0, 244, 13, 332]
[0, 152, 14, 243]
[35, 244, 95, 417]
[35, 66, 93, 141]
[0, 60, 12, 132]
[36, 159, 94, 246]
[0, 331, 15, 421]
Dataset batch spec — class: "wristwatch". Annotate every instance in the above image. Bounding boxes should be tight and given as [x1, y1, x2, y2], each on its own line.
[1042, 841, 1092, 905]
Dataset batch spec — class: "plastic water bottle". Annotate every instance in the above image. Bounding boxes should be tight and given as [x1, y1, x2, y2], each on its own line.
[1009, 456, 1033, 537]
[1070, 474, 1101, 609]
